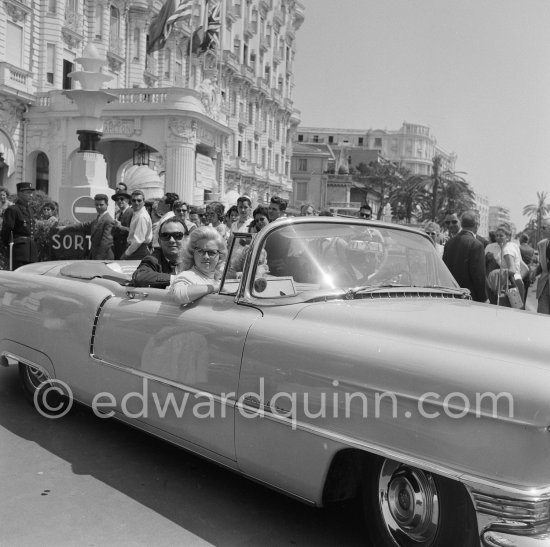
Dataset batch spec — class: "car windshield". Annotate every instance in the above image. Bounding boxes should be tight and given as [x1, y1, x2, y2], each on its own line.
[222, 220, 459, 300]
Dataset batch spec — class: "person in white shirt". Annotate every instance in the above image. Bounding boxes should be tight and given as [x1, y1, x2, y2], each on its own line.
[230, 195, 253, 234]
[121, 190, 152, 260]
[268, 196, 288, 222]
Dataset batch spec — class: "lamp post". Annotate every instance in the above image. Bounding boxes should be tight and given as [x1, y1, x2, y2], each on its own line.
[133, 143, 151, 166]
[59, 43, 118, 222]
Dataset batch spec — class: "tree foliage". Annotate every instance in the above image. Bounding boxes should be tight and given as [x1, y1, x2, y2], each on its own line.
[353, 156, 474, 224]
[523, 191, 550, 244]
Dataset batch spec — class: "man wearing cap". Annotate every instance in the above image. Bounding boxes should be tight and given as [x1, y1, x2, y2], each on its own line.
[59, 194, 115, 260]
[111, 191, 133, 259]
[1, 182, 38, 269]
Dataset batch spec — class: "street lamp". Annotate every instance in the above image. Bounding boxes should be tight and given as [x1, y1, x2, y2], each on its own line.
[133, 143, 150, 166]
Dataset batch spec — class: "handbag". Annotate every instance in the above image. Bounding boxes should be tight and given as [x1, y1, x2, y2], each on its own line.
[506, 284, 523, 309]
[519, 259, 529, 280]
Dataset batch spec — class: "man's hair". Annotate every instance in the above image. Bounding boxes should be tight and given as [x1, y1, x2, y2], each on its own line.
[460, 211, 477, 229]
[270, 196, 288, 211]
[360, 204, 372, 212]
[237, 195, 252, 207]
[158, 216, 184, 235]
[172, 200, 188, 211]
[131, 190, 145, 199]
[253, 205, 269, 219]
[520, 234, 529, 244]
[164, 192, 180, 206]
[207, 201, 225, 220]
[0, 186, 8, 195]
[444, 210, 456, 217]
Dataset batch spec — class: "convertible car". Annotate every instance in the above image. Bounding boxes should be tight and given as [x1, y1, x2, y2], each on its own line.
[1, 217, 550, 547]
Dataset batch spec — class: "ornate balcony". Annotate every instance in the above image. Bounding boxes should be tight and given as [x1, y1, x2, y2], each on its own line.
[259, 34, 271, 52]
[257, 77, 270, 95]
[241, 64, 256, 83]
[0, 62, 33, 99]
[223, 50, 241, 73]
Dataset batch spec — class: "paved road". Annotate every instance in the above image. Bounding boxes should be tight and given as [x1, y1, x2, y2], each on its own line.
[0, 365, 365, 547]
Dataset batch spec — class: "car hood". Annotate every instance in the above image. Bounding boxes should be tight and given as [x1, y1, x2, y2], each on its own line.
[290, 297, 550, 425]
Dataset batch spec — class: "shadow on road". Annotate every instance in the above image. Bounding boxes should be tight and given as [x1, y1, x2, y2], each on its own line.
[0, 365, 366, 546]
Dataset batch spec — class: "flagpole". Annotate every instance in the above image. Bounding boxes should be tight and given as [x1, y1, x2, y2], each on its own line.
[217, 0, 225, 77]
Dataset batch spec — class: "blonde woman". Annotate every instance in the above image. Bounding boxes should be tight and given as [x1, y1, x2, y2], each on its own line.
[169, 226, 227, 305]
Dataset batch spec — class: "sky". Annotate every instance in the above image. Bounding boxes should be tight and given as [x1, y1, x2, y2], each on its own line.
[292, 0, 550, 230]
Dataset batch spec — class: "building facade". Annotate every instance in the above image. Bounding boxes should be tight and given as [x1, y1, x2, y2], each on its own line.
[292, 122, 457, 217]
[488, 205, 514, 235]
[0, 0, 304, 218]
[473, 192, 489, 238]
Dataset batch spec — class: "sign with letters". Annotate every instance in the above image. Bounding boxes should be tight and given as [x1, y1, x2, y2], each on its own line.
[195, 154, 216, 189]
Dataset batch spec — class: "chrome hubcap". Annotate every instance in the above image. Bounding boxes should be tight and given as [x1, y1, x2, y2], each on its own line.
[378, 459, 439, 544]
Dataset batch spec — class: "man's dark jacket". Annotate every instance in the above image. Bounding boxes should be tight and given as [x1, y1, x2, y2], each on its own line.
[0, 201, 38, 266]
[443, 230, 487, 302]
[132, 248, 177, 288]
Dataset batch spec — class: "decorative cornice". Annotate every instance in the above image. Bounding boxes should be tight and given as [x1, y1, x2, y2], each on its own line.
[3, 0, 31, 22]
[61, 28, 83, 50]
[168, 118, 197, 145]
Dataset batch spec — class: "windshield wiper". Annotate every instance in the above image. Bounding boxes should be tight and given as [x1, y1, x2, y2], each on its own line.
[346, 284, 411, 298]
[414, 285, 471, 297]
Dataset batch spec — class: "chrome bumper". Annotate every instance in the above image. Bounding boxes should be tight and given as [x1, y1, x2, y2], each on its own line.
[482, 531, 550, 546]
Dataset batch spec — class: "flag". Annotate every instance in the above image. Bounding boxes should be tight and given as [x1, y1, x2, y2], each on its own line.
[198, 0, 221, 54]
[147, 0, 194, 54]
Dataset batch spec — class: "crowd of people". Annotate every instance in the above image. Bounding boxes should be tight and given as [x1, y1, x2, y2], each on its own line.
[425, 210, 547, 314]
[2, 182, 548, 313]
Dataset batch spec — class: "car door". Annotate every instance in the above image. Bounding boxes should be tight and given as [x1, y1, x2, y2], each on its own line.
[91, 287, 261, 461]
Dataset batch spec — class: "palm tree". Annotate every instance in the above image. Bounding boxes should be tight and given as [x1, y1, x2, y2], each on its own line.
[523, 191, 550, 244]
[407, 156, 473, 222]
[352, 161, 409, 220]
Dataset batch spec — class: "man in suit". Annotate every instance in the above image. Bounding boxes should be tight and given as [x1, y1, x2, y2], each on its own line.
[0, 182, 38, 270]
[111, 191, 133, 259]
[60, 194, 115, 260]
[132, 217, 186, 288]
[443, 211, 487, 302]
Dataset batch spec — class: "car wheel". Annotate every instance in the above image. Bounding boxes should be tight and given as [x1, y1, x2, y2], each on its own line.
[363, 457, 478, 547]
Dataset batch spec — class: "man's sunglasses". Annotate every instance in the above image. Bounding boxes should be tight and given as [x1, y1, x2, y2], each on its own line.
[445, 220, 459, 225]
[159, 232, 185, 241]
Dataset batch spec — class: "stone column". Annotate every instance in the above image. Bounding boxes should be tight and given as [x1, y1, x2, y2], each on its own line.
[166, 118, 197, 203]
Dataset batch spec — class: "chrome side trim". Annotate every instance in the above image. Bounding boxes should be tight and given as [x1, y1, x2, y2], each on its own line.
[88, 355, 238, 409]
